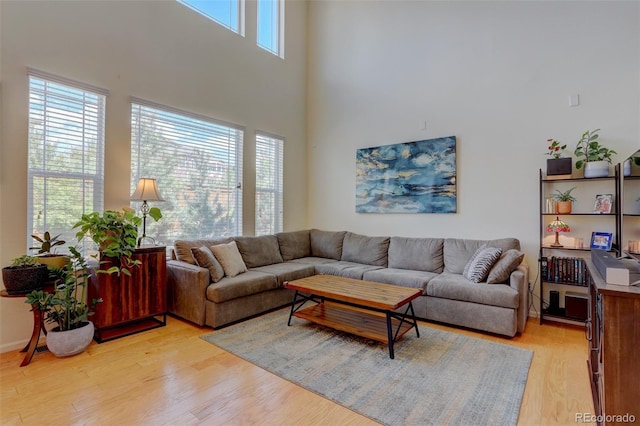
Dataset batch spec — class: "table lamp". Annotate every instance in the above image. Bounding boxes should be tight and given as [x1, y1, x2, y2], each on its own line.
[546, 216, 570, 248]
[130, 178, 164, 246]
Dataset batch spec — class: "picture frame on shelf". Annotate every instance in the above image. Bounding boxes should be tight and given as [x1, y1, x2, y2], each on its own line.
[593, 194, 613, 214]
[590, 231, 613, 250]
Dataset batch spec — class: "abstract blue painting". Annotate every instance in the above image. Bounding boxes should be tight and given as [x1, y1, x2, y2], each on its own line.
[356, 136, 457, 213]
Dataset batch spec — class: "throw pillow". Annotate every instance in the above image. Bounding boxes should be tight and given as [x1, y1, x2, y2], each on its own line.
[463, 245, 503, 283]
[210, 241, 248, 278]
[191, 246, 225, 283]
[487, 249, 525, 284]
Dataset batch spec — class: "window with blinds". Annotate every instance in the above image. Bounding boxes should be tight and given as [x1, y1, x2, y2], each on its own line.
[177, 0, 244, 35]
[131, 100, 244, 242]
[257, 0, 283, 57]
[27, 70, 107, 252]
[255, 132, 283, 235]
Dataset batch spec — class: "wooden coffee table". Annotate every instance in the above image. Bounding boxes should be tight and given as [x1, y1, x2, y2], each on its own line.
[284, 274, 421, 359]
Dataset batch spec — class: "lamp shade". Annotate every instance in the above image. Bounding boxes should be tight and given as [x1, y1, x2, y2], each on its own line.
[546, 217, 570, 233]
[130, 178, 164, 202]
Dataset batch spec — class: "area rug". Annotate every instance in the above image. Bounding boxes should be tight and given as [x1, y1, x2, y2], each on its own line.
[201, 308, 532, 426]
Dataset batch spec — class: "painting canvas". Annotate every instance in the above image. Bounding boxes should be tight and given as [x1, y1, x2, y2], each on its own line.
[356, 136, 457, 213]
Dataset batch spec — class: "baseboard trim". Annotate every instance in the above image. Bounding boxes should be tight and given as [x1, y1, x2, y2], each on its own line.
[1, 338, 30, 354]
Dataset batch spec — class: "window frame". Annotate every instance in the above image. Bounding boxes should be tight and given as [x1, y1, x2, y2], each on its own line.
[255, 131, 284, 235]
[177, 0, 245, 36]
[130, 98, 245, 242]
[26, 68, 108, 252]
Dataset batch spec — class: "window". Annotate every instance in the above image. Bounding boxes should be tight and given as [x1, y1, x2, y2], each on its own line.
[257, 0, 283, 57]
[131, 99, 244, 242]
[178, 0, 244, 35]
[255, 133, 283, 235]
[27, 69, 107, 252]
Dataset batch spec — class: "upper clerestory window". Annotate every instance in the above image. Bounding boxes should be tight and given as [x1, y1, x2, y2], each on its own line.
[257, 0, 283, 57]
[178, 0, 244, 35]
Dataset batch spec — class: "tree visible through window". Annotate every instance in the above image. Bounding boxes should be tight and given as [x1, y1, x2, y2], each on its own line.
[131, 100, 244, 243]
[27, 70, 107, 253]
[257, 0, 283, 57]
[177, 0, 243, 34]
[255, 133, 283, 235]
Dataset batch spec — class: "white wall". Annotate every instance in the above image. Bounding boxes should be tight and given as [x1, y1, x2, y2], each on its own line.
[307, 1, 639, 311]
[0, 0, 307, 352]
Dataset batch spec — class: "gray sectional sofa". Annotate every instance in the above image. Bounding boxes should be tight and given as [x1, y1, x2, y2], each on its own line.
[167, 229, 529, 337]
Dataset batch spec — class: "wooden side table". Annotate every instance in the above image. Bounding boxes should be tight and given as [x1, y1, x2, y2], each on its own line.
[0, 289, 50, 367]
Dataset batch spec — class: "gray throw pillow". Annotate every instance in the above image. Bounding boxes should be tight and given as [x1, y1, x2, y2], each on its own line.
[191, 246, 225, 283]
[486, 249, 525, 284]
[211, 241, 248, 278]
[234, 235, 284, 268]
[463, 245, 502, 283]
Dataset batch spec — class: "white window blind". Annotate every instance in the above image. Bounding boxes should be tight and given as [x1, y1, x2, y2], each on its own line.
[131, 99, 244, 242]
[255, 132, 283, 235]
[257, 0, 284, 57]
[27, 69, 107, 252]
[177, 0, 244, 35]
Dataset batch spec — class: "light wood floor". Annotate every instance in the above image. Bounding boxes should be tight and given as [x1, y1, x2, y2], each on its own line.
[0, 313, 594, 425]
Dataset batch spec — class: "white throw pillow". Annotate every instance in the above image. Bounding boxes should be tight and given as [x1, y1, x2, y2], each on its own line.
[463, 245, 503, 283]
[210, 241, 248, 278]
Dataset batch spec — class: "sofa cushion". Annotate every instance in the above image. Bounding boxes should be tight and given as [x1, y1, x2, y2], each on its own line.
[174, 237, 233, 264]
[310, 229, 346, 260]
[443, 238, 520, 274]
[388, 237, 444, 272]
[234, 235, 284, 268]
[191, 246, 225, 283]
[341, 232, 390, 266]
[251, 262, 316, 286]
[211, 241, 248, 277]
[463, 245, 502, 283]
[487, 249, 525, 284]
[363, 268, 439, 294]
[206, 271, 279, 303]
[315, 261, 383, 280]
[427, 272, 519, 309]
[276, 230, 311, 261]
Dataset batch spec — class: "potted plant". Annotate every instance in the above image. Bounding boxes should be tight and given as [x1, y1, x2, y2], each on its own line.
[551, 187, 576, 214]
[574, 129, 617, 178]
[545, 138, 572, 176]
[73, 207, 161, 276]
[25, 247, 102, 357]
[30, 231, 70, 270]
[2, 255, 49, 295]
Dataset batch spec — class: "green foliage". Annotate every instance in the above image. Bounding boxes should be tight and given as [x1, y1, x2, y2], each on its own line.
[30, 231, 66, 255]
[551, 187, 577, 202]
[574, 129, 617, 169]
[25, 247, 102, 331]
[73, 208, 143, 276]
[10, 255, 39, 268]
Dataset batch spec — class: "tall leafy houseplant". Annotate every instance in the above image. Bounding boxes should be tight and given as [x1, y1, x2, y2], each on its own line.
[26, 247, 102, 331]
[73, 208, 143, 276]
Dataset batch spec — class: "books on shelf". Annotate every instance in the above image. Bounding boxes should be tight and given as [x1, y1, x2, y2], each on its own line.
[540, 256, 588, 286]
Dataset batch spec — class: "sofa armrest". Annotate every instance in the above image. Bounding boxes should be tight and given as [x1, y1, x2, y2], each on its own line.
[509, 262, 529, 333]
[167, 260, 210, 326]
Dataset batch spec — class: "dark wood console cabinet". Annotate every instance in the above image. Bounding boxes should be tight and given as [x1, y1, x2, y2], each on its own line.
[586, 259, 640, 425]
[89, 246, 167, 342]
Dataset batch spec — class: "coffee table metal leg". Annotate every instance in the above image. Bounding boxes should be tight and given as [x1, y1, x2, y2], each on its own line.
[287, 290, 300, 326]
[386, 312, 394, 359]
[408, 301, 420, 338]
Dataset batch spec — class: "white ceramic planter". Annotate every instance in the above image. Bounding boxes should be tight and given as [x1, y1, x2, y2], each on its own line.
[46, 321, 94, 357]
[583, 161, 609, 178]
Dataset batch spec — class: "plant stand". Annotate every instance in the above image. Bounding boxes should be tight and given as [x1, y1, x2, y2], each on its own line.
[0, 289, 50, 366]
